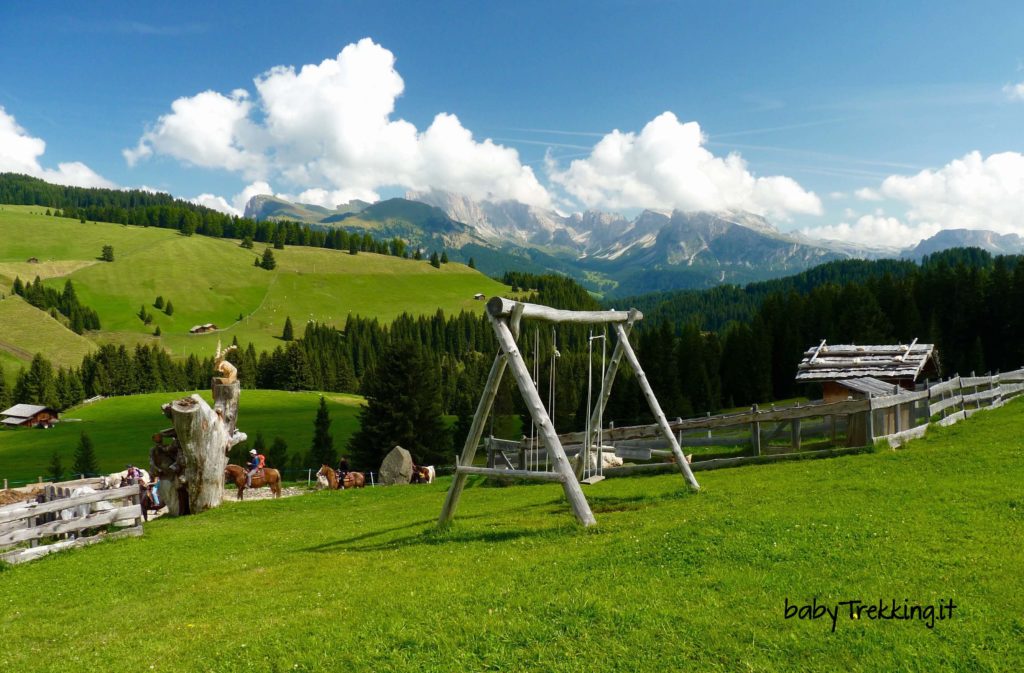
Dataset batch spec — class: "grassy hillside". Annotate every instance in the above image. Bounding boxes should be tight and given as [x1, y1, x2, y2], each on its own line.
[1, 400, 1020, 671]
[0, 295, 96, 378]
[0, 390, 363, 485]
[0, 205, 509, 365]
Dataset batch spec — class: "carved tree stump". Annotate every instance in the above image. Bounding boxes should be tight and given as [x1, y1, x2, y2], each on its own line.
[157, 380, 244, 516]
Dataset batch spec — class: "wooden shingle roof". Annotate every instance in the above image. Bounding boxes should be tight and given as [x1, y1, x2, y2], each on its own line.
[795, 340, 938, 382]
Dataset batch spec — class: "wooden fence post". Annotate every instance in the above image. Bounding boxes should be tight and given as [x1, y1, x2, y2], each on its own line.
[865, 394, 875, 445]
[751, 404, 761, 456]
[791, 419, 801, 451]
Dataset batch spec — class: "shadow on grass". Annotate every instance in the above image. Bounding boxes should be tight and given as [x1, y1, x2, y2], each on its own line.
[300, 513, 570, 553]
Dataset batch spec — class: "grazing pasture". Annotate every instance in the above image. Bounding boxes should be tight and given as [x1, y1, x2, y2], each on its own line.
[0, 399, 1020, 672]
[0, 205, 509, 366]
[0, 390, 364, 485]
[0, 295, 97, 377]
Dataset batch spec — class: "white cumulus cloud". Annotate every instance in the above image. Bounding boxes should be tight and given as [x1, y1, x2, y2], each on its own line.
[0, 106, 114, 188]
[546, 111, 822, 219]
[804, 150, 1024, 248]
[879, 151, 1024, 235]
[126, 38, 549, 207]
[1003, 82, 1024, 100]
[801, 215, 940, 249]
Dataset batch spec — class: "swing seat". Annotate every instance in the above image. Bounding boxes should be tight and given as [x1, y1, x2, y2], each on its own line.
[581, 474, 605, 485]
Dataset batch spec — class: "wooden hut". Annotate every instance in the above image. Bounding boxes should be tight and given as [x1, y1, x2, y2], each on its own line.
[1, 404, 60, 429]
[795, 340, 939, 445]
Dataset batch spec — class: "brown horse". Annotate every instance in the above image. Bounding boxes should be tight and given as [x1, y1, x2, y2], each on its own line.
[316, 465, 366, 490]
[225, 464, 282, 500]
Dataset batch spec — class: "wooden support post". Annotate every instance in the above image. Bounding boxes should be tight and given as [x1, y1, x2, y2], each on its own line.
[614, 323, 700, 491]
[493, 317, 597, 526]
[438, 352, 508, 526]
[791, 419, 801, 451]
[865, 394, 876, 445]
[751, 404, 761, 456]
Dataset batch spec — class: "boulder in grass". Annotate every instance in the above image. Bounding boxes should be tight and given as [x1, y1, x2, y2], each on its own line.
[379, 446, 413, 485]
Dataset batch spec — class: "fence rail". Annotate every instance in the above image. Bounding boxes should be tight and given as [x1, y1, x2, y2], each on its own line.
[0, 482, 142, 565]
[484, 367, 1024, 476]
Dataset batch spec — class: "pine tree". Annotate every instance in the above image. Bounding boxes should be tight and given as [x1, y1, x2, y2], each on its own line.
[255, 256, 261, 267]
[430, 252, 441, 268]
[261, 248, 277, 270]
[72, 432, 99, 476]
[414, 249, 422, 261]
[268, 436, 288, 469]
[0, 366, 9, 411]
[101, 245, 114, 262]
[440, 251, 449, 264]
[241, 235, 254, 249]
[348, 239, 358, 255]
[348, 340, 451, 468]
[154, 295, 164, 309]
[468, 257, 476, 269]
[282, 316, 294, 341]
[310, 396, 336, 467]
[165, 300, 174, 316]
[48, 451, 65, 482]
[154, 325, 162, 337]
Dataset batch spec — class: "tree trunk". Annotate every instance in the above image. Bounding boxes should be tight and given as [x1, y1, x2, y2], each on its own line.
[157, 380, 245, 516]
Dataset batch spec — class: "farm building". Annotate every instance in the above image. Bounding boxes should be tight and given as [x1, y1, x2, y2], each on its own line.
[795, 340, 939, 445]
[796, 340, 939, 395]
[189, 323, 218, 334]
[1, 404, 59, 429]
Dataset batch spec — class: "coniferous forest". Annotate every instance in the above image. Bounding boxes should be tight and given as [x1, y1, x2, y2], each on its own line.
[5, 249, 1023, 467]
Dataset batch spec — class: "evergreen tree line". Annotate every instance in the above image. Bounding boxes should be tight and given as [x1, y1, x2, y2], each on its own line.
[618, 251, 1024, 415]
[0, 173, 445, 261]
[6, 259, 1023, 471]
[10, 276, 101, 333]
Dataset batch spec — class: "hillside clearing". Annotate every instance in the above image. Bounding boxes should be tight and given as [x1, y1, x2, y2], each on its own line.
[0, 295, 96, 377]
[0, 399, 1020, 672]
[0, 206, 509, 365]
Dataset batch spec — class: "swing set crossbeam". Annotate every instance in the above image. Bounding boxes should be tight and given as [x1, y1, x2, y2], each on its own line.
[487, 297, 640, 324]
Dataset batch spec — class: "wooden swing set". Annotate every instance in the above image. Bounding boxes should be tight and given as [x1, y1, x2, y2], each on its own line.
[438, 297, 700, 527]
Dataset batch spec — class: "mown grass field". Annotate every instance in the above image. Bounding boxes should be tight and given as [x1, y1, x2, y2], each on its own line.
[0, 390, 364, 485]
[0, 205, 508, 366]
[1, 399, 1021, 672]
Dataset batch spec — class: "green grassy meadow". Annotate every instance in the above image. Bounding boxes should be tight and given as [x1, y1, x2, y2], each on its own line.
[1, 399, 1021, 672]
[0, 205, 508, 366]
[0, 295, 97, 377]
[0, 390, 364, 485]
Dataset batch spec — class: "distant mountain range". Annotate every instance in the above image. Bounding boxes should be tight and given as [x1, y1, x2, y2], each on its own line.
[900, 228, 1024, 259]
[244, 191, 1020, 295]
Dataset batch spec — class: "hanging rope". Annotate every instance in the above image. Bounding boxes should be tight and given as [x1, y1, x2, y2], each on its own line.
[529, 327, 539, 472]
[547, 327, 558, 472]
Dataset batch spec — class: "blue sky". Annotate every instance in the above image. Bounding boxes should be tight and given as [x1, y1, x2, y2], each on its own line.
[1, 1, 1022, 247]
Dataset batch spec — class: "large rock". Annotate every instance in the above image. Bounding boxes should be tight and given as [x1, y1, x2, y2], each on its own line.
[379, 446, 414, 485]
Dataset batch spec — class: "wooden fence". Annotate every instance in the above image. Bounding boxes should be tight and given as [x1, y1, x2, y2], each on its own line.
[484, 367, 1024, 477]
[0, 482, 143, 565]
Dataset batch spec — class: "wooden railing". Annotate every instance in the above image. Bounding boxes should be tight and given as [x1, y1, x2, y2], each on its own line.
[0, 483, 143, 565]
[484, 367, 1024, 476]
